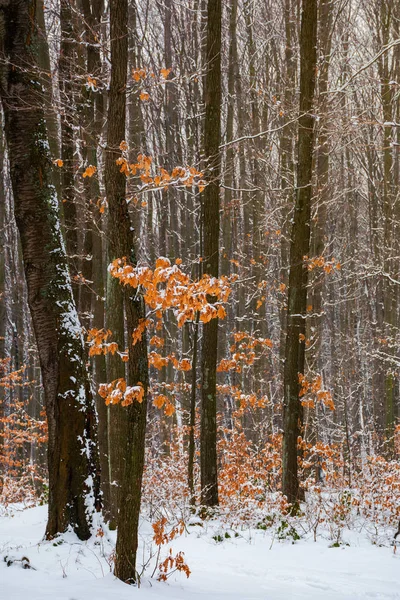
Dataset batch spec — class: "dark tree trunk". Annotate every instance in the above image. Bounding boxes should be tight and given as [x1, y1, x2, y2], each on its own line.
[104, 0, 148, 583]
[104, 0, 128, 525]
[79, 0, 110, 517]
[282, 0, 318, 505]
[0, 0, 99, 540]
[305, 0, 334, 447]
[60, 0, 79, 287]
[200, 0, 221, 508]
[188, 312, 200, 504]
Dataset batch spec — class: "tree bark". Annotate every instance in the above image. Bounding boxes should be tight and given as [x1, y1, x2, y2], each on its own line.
[282, 0, 318, 506]
[200, 0, 221, 508]
[0, 0, 99, 539]
[60, 0, 79, 287]
[104, 0, 149, 583]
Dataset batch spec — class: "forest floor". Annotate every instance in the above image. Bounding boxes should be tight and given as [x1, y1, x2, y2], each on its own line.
[1, 503, 399, 600]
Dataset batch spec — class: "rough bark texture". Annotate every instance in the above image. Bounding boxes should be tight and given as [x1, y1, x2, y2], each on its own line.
[104, 0, 128, 526]
[104, 0, 149, 583]
[79, 0, 110, 516]
[200, 0, 221, 508]
[305, 0, 333, 450]
[0, 0, 99, 539]
[282, 0, 318, 505]
[60, 0, 79, 286]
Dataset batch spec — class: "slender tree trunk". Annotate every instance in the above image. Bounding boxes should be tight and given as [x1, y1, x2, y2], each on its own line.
[60, 0, 79, 288]
[35, 1, 60, 162]
[200, 0, 221, 508]
[0, 115, 5, 493]
[279, 0, 297, 370]
[79, 0, 111, 517]
[104, 0, 128, 525]
[282, 0, 318, 505]
[188, 312, 200, 504]
[305, 0, 334, 448]
[104, 0, 148, 583]
[377, 3, 396, 448]
[221, 0, 238, 279]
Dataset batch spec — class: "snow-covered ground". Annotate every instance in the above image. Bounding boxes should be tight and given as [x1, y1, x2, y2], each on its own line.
[1, 504, 399, 600]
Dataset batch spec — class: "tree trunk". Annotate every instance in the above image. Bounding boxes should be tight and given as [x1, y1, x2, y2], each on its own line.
[200, 0, 221, 508]
[104, 0, 128, 525]
[79, 0, 111, 518]
[104, 0, 149, 583]
[0, 0, 99, 539]
[282, 0, 318, 505]
[60, 0, 79, 290]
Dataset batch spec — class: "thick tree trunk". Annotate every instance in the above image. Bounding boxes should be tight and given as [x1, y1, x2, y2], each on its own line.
[0, 0, 98, 539]
[200, 0, 221, 508]
[282, 0, 318, 505]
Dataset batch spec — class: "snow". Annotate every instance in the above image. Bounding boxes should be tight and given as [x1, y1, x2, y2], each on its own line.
[1, 504, 399, 600]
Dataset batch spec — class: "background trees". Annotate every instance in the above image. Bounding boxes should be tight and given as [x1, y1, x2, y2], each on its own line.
[0, 0, 400, 584]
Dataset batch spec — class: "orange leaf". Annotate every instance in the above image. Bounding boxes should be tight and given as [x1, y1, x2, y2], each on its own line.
[160, 67, 172, 79]
[82, 165, 97, 178]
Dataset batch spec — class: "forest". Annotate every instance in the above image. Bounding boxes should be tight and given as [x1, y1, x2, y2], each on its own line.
[0, 0, 400, 598]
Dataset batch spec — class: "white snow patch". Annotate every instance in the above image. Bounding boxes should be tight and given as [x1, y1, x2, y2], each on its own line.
[1, 505, 400, 600]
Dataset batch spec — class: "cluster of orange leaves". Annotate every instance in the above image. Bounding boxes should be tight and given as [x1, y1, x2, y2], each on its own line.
[232, 390, 269, 416]
[299, 438, 343, 479]
[353, 455, 400, 524]
[132, 318, 150, 345]
[116, 147, 206, 192]
[132, 66, 173, 104]
[98, 378, 144, 407]
[215, 383, 270, 418]
[87, 328, 129, 361]
[218, 427, 285, 522]
[82, 165, 97, 178]
[306, 255, 341, 274]
[298, 373, 335, 410]
[217, 353, 256, 373]
[109, 256, 231, 327]
[149, 351, 191, 372]
[87, 329, 193, 373]
[217, 331, 273, 373]
[0, 360, 47, 503]
[89, 345, 190, 414]
[157, 550, 191, 582]
[132, 67, 172, 82]
[152, 516, 184, 545]
[152, 516, 190, 581]
[152, 394, 175, 416]
[96, 381, 177, 417]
